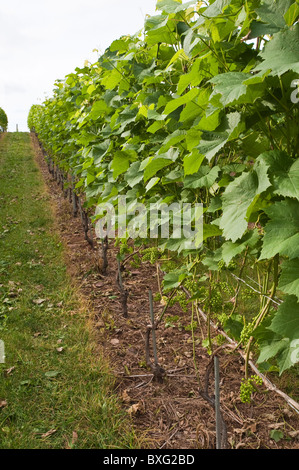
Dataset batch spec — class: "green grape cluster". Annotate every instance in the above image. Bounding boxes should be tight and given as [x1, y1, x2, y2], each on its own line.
[184, 278, 197, 294]
[240, 321, 255, 345]
[184, 320, 198, 331]
[216, 334, 226, 345]
[115, 239, 133, 257]
[240, 288, 256, 301]
[227, 260, 237, 270]
[240, 375, 263, 403]
[114, 239, 121, 247]
[161, 260, 177, 272]
[207, 290, 223, 311]
[217, 260, 226, 271]
[130, 254, 141, 268]
[240, 378, 254, 403]
[217, 259, 237, 272]
[170, 291, 188, 312]
[217, 312, 228, 326]
[219, 281, 234, 295]
[141, 247, 160, 264]
[119, 244, 128, 256]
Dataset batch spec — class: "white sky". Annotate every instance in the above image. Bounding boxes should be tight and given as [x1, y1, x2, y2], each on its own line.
[0, 0, 158, 131]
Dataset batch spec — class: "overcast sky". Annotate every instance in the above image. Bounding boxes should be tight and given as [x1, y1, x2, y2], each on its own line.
[0, 0, 158, 131]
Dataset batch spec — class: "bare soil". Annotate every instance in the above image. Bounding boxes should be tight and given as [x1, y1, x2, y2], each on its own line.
[31, 133, 299, 450]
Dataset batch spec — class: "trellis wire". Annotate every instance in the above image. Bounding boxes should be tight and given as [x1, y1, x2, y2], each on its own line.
[229, 272, 282, 306]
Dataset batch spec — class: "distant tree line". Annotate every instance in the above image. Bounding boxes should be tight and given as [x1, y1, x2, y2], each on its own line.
[0, 107, 8, 131]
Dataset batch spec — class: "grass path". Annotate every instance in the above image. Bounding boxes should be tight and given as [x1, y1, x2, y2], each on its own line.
[0, 133, 136, 449]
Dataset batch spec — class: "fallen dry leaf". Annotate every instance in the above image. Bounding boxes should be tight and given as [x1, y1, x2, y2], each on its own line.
[95, 319, 105, 328]
[5, 366, 16, 376]
[65, 430, 79, 449]
[127, 402, 144, 416]
[71, 431, 78, 445]
[249, 423, 257, 433]
[110, 338, 120, 346]
[33, 298, 47, 305]
[122, 390, 131, 403]
[0, 400, 8, 408]
[268, 422, 285, 430]
[41, 429, 57, 439]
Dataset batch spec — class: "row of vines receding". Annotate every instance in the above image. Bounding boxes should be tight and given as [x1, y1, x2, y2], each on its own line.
[28, 0, 299, 407]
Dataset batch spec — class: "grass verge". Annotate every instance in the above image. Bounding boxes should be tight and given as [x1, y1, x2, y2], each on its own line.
[0, 132, 137, 449]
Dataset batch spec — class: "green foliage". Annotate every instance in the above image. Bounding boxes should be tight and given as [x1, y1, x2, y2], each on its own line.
[27, 104, 43, 131]
[28, 0, 299, 378]
[0, 107, 8, 131]
[257, 296, 299, 374]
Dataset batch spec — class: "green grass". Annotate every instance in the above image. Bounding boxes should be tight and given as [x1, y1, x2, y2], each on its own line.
[0, 133, 137, 449]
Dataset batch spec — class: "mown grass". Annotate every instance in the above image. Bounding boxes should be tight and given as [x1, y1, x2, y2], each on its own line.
[0, 132, 137, 449]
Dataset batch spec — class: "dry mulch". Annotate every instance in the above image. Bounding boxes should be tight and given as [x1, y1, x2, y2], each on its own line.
[31, 133, 299, 450]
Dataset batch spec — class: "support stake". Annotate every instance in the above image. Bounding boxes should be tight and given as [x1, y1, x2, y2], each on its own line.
[214, 356, 221, 449]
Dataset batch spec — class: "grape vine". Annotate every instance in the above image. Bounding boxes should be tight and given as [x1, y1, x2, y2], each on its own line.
[27, 0, 299, 385]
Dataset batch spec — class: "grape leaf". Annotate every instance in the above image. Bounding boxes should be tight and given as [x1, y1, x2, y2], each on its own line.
[195, 112, 243, 162]
[125, 162, 144, 188]
[250, 0, 292, 37]
[204, 0, 232, 18]
[184, 165, 220, 189]
[177, 58, 204, 95]
[257, 337, 290, 364]
[267, 295, 299, 373]
[183, 150, 204, 176]
[284, 2, 299, 26]
[260, 199, 299, 260]
[145, 177, 160, 192]
[89, 100, 108, 120]
[143, 149, 179, 182]
[259, 150, 299, 200]
[270, 295, 299, 342]
[257, 295, 299, 373]
[221, 230, 260, 265]
[156, 0, 196, 14]
[220, 159, 271, 242]
[163, 268, 190, 290]
[254, 24, 299, 76]
[158, 130, 186, 153]
[210, 72, 265, 107]
[256, 0, 291, 29]
[278, 258, 299, 300]
[111, 151, 135, 178]
[164, 88, 199, 116]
